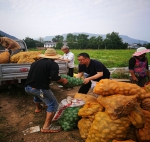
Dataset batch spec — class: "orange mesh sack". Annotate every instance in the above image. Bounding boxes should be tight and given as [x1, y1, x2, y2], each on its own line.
[135, 110, 150, 142]
[17, 53, 35, 63]
[143, 83, 150, 93]
[86, 112, 131, 142]
[74, 93, 97, 103]
[97, 94, 137, 120]
[78, 118, 93, 140]
[78, 102, 103, 117]
[10, 51, 41, 63]
[93, 79, 146, 98]
[0, 51, 10, 63]
[93, 79, 118, 96]
[128, 103, 145, 129]
[141, 98, 150, 111]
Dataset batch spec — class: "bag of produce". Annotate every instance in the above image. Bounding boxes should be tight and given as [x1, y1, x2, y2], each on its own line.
[128, 103, 145, 129]
[93, 79, 146, 99]
[52, 96, 84, 121]
[78, 102, 103, 117]
[97, 94, 137, 120]
[58, 74, 83, 88]
[78, 118, 93, 140]
[58, 106, 81, 131]
[0, 51, 10, 63]
[136, 110, 150, 142]
[141, 98, 150, 111]
[74, 93, 97, 103]
[86, 112, 131, 142]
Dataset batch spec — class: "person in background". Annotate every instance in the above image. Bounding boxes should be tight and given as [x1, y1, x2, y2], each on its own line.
[76, 53, 110, 94]
[59, 46, 75, 77]
[0, 37, 21, 56]
[129, 47, 150, 87]
[25, 48, 68, 133]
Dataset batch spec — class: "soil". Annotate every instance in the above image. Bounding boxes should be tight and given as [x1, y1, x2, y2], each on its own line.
[0, 83, 94, 142]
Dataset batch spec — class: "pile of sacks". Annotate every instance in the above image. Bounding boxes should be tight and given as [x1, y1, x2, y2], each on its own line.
[75, 79, 150, 142]
[0, 51, 41, 64]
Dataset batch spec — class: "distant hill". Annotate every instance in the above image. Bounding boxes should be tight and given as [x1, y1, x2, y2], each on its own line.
[39, 32, 148, 45]
[0, 30, 18, 40]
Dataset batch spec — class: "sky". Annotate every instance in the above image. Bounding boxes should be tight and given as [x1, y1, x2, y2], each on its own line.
[0, 0, 150, 42]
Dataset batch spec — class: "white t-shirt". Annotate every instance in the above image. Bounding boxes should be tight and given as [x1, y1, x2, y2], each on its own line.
[61, 51, 75, 68]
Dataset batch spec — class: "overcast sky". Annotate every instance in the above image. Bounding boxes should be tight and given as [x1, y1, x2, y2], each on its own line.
[0, 0, 150, 42]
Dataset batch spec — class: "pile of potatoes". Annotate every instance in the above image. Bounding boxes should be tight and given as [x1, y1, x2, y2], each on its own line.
[76, 79, 150, 142]
[10, 51, 41, 63]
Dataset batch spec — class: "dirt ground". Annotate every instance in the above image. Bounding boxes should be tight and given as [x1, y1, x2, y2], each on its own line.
[0, 83, 93, 142]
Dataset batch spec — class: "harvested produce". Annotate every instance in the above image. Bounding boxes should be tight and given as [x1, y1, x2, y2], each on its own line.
[97, 94, 137, 120]
[128, 104, 145, 129]
[59, 74, 83, 88]
[0, 51, 10, 63]
[93, 79, 147, 99]
[78, 102, 103, 117]
[74, 93, 97, 103]
[10, 51, 41, 63]
[86, 112, 131, 142]
[78, 118, 93, 140]
[58, 106, 81, 131]
[141, 98, 150, 111]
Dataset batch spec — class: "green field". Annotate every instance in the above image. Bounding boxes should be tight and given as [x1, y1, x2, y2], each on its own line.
[55, 49, 150, 68]
[30, 48, 150, 68]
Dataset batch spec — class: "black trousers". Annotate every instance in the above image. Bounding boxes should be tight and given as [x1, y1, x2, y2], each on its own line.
[67, 68, 74, 77]
[78, 81, 92, 94]
[130, 76, 148, 87]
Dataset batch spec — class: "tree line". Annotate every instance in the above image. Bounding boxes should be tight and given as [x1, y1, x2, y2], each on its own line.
[1, 32, 150, 49]
[24, 32, 128, 49]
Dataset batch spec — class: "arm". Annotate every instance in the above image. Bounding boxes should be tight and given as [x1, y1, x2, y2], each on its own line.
[129, 70, 138, 81]
[56, 78, 68, 84]
[83, 72, 103, 84]
[58, 58, 70, 63]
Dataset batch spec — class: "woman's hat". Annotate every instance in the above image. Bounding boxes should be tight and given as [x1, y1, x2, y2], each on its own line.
[39, 48, 62, 59]
[132, 47, 150, 56]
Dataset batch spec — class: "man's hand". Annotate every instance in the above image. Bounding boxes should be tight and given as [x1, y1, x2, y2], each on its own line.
[83, 78, 90, 84]
[62, 78, 68, 84]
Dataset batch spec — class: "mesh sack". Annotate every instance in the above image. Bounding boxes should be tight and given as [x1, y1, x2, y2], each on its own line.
[97, 94, 137, 120]
[78, 102, 103, 117]
[86, 112, 131, 142]
[58, 74, 83, 88]
[58, 106, 81, 131]
[78, 118, 93, 140]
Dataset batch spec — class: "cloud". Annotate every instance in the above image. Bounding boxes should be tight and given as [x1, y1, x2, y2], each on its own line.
[0, 0, 150, 41]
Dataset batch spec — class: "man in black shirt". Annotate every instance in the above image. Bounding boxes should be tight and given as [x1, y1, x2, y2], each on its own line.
[25, 48, 68, 133]
[76, 53, 110, 94]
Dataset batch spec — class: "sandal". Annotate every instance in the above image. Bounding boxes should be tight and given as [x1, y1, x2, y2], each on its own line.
[41, 124, 62, 133]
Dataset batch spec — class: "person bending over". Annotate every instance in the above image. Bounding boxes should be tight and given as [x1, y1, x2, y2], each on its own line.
[76, 53, 110, 94]
[25, 48, 68, 133]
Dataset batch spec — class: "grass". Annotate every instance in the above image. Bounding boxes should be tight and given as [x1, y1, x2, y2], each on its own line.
[31, 48, 150, 68]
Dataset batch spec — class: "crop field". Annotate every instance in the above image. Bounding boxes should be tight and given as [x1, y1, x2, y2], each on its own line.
[55, 49, 150, 68]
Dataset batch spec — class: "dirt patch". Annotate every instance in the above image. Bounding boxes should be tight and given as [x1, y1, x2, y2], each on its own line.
[0, 83, 91, 142]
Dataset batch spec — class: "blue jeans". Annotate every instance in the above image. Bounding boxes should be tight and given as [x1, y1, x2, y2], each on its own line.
[25, 85, 59, 112]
